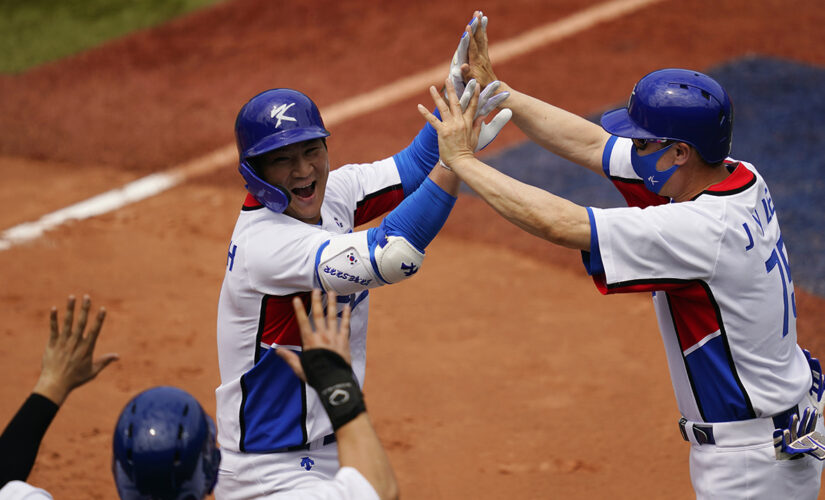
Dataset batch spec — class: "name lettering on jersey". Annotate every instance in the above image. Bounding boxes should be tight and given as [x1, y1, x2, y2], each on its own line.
[322, 265, 371, 286]
[227, 242, 238, 271]
[762, 187, 776, 224]
[750, 209, 764, 237]
[270, 103, 297, 128]
[743, 223, 754, 251]
[744, 187, 778, 246]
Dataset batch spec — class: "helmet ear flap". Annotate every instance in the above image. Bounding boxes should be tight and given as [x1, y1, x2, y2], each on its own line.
[238, 161, 291, 213]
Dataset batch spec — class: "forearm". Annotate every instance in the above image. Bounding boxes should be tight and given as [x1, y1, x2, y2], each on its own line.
[497, 83, 610, 175]
[427, 160, 460, 197]
[0, 394, 60, 486]
[392, 111, 442, 196]
[452, 156, 591, 250]
[336, 413, 398, 500]
[376, 173, 457, 253]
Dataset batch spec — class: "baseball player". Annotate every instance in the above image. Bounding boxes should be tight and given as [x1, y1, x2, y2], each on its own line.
[417, 12, 825, 499]
[110, 290, 398, 500]
[112, 386, 221, 499]
[213, 21, 509, 498]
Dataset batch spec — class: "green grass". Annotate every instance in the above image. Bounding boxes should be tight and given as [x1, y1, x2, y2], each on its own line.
[0, 0, 223, 74]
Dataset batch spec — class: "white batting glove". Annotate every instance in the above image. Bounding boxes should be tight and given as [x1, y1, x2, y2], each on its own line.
[458, 79, 512, 152]
[448, 13, 488, 99]
[803, 349, 824, 412]
[773, 408, 825, 461]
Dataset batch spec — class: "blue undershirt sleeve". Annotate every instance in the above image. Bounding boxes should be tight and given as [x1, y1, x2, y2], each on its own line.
[367, 177, 456, 253]
[601, 135, 618, 177]
[580, 206, 605, 276]
[392, 110, 441, 197]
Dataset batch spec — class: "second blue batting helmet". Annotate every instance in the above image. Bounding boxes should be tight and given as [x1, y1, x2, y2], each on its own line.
[234, 88, 331, 213]
[600, 68, 734, 163]
[112, 386, 221, 500]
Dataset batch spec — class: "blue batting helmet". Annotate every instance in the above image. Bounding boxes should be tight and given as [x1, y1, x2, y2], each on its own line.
[112, 386, 221, 500]
[600, 68, 734, 163]
[235, 88, 330, 213]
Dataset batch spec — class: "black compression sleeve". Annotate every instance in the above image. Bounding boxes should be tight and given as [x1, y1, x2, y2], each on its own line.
[0, 393, 59, 487]
[301, 349, 366, 431]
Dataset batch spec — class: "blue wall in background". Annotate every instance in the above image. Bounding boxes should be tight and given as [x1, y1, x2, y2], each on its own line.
[477, 56, 825, 296]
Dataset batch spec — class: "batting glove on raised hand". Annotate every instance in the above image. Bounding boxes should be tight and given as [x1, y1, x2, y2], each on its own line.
[448, 13, 487, 99]
[773, 407, 825, 461]
[458, 78, 512, 152]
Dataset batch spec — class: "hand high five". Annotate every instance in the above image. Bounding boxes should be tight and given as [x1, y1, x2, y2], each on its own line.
[418, 77, 482, 170]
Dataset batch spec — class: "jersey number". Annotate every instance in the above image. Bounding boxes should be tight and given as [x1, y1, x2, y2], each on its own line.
[764, 234, 796, 337]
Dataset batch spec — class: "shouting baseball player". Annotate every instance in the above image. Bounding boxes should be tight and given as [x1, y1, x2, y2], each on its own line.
[416, 12, 825, 499]
[213, 18, 510, 498]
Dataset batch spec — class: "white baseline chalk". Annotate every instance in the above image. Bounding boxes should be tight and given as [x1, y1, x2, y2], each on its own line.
[0, 0, 663, 251]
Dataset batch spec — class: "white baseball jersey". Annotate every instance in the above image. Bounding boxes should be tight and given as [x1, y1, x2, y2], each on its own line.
[587, 136, 811, 423]
[215, 157, 406, 454]
[276, 467, 379, 500]
[0, 482, 52, 500]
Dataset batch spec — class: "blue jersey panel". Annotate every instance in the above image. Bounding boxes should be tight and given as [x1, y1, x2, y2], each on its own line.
[240, 348, 306, 452]
[684, 335, 753, 422]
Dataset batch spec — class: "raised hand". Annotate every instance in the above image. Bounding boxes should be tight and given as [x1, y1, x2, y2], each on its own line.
[277, 289, 352, 381]
[448, 12, 488, 99]
[418, 77, 481, 170]
[32, 295, 119, 405]
[459, 79, 512, 151]
[462, 11, 499, 89]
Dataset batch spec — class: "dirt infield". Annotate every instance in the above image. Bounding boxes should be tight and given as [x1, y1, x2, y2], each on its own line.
[1, 0, 825, 498]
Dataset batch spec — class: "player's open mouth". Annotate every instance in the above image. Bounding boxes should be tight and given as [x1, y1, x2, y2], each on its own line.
[291, 181, 316, 199]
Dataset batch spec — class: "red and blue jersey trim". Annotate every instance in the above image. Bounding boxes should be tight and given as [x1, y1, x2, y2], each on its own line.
[238, 292, 311, 452]
[354, 184, 404, 226]
[596, 277, 755, 422]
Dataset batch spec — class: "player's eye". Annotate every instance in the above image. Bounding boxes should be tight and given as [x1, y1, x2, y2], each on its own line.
[632, 138, 669, 150]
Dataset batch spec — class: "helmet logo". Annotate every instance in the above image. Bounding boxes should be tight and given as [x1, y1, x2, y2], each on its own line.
[270, 103, 297, 128]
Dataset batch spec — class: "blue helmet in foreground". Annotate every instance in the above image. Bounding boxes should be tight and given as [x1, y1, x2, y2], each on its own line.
[112, 386, 221, 500]
[234, 88, 331, 213]
[600, 68, 734, 163]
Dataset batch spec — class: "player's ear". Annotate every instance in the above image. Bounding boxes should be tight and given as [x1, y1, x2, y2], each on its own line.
[674, 142, 692, 166]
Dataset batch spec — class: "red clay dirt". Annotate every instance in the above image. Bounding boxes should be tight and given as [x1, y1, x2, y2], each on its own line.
[1, 0, 824, 498]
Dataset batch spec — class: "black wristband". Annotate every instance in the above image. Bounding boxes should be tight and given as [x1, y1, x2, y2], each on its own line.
[301, 349, 366, 431]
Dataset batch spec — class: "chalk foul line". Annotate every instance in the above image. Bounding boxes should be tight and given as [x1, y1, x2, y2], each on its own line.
[0, 0, 662, 251]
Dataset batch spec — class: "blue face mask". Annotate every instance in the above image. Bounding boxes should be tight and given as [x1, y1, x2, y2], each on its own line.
[630, 143, 677, 194]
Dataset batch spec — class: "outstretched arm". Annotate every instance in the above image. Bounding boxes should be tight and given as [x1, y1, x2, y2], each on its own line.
[462, 11, 610, 176]
[0, 296, 118, 487]
[418, 79, 592, 251]
[278, 290, 398, 500]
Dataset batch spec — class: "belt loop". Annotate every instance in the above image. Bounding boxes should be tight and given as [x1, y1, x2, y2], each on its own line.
[678, 417, 689, 441]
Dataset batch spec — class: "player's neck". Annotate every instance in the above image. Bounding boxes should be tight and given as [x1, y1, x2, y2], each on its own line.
[669, 163, 731, 202]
